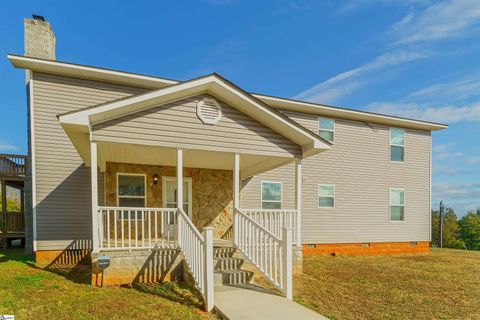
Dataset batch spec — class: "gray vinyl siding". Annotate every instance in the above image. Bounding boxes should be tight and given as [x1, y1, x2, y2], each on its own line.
[92, 94, 301, 158]
[242, 110, 431, 244]
[32, 72, 146, 250]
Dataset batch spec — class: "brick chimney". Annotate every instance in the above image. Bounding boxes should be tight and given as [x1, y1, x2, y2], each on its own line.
[24, 15, 56, 60]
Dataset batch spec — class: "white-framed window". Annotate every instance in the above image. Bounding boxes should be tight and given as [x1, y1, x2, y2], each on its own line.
[261, 181, 282, 209]
[390, 188, 405, 221]
[318, 184, 335, 208]
[117, 173, 146, 208]
[318, 117, 335, 142]
[390, 128, 405, 162]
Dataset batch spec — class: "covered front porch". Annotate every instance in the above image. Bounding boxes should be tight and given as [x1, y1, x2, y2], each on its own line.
[92, 142, 302, 251]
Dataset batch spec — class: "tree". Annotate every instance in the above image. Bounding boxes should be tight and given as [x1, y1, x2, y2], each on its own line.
[459, 210, 480, 251]
[431, 207, 465, 249]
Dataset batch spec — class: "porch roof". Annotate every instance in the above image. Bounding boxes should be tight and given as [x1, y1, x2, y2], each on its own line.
[57, 73, 330, 162]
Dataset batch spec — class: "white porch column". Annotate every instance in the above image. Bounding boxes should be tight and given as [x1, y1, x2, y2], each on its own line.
[176, 148, 183, 210]
[91, 142, 99, 253]
[295, 159, 302, 246]
[233, 153, 240, 246]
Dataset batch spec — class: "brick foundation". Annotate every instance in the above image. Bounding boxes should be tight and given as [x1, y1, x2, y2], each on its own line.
[303, 241, 430, 255]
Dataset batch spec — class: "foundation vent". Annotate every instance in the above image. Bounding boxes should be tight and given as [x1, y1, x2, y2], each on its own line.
[197, 97, 222, 125]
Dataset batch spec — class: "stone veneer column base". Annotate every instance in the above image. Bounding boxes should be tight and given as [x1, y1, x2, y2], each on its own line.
[302, 241, 430, 256]
[91, 249, 184, 287]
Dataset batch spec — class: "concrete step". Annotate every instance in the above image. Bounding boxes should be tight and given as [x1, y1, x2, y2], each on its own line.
[214, 269, 254, 286]
[214, 257, 244, 271]
[213, 247, 236, 258]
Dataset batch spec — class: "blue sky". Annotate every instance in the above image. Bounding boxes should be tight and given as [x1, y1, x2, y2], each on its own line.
[0, 0, 479, 215]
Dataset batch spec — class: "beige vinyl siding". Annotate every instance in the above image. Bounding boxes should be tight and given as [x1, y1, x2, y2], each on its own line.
[242, 110, 431, 244]
[92, 94, 301, 158]
[32, 72, 146, 250]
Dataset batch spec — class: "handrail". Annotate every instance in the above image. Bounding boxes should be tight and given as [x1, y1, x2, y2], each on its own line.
[177, 208, 214, 311]
[242, 208, 299, 245]
[234, 208, 293, 299]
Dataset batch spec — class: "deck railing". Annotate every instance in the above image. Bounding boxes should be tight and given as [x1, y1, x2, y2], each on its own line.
[97, 207, 178, 250]
[0, 212, 25, 233]
[234, 208, 292, 299]
[0, 154, 27, 177]
[242, 209, 299, 245]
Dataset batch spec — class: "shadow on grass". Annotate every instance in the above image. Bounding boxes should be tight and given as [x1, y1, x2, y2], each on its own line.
[122, 281, 205, 309]
[0, 244, 91, 285]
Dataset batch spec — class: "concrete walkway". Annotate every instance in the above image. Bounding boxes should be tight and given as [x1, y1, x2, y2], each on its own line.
[214, 284, 328, 320]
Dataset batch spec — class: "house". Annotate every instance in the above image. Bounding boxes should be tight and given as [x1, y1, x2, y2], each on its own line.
[9, 16, 447, 311]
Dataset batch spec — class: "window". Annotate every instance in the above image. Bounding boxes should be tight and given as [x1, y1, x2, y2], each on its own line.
[390, 128, 405, 162]
[318, 184, 335, 208]
[390, 189, 405, 221]
[117, 173, 146, 207]
[261, 181, 282, 209]
[318, 118, 335, 142]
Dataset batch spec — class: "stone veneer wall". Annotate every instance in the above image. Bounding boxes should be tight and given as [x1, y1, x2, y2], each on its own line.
[105, 162, 233, 238]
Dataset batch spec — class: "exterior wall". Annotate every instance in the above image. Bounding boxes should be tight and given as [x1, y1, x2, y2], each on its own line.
[91, 249, 184, 286]
[31, 72, 147, 251]
[243, 110, 431, 244]
[105, 162, 233, 238]
[92, 94, 301, 158]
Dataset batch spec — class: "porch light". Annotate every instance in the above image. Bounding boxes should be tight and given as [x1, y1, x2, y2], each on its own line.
[153, 174, 159, 184]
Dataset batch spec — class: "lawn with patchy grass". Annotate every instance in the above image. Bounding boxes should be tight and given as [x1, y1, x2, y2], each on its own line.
[0, 249, 217, 320]
[294, 248, 480, 320]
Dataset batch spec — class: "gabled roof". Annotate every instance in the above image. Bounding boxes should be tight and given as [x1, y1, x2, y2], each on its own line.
[58, 73, 331, 157]
[8, 54, 448, 131]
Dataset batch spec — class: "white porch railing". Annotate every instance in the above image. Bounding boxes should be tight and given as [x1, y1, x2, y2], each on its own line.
[234, 208, 293, 299]
[97, 206, 178, 250]
[177, 208, 214, 311]
[242, 209, 299, 245]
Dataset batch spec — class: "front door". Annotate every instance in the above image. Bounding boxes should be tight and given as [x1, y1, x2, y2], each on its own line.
[162, 177, 193, 219]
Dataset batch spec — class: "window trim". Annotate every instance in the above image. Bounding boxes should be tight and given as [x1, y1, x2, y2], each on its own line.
[261, 180, 283, 209]
[318, 117, 335, 143]
[162, 176, 193, 219]
[389, 188, 405, 222]
[116, 173, 147, 207]
[390, 127, 405, 163]
[318, 184, 335, 208]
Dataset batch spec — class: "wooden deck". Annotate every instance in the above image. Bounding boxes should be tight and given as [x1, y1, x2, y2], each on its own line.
[1, 154, 27, 247]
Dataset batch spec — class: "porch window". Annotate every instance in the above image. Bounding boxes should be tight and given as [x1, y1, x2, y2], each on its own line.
[261, 181, 282, 209]
[318, 117, 335, 142]
[390, 188, 405, 221]
[117, 173, 146, 207]
[390, 128, 405, 162]
[318, 184, 335, 208]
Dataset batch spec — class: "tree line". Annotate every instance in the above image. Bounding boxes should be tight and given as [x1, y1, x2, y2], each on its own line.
[431, 207, 480, 250]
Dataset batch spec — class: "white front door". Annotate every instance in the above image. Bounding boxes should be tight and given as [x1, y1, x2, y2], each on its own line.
[162, 177, 193, 219]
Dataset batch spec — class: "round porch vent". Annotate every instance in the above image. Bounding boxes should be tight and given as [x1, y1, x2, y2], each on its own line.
[197, 97, 222, 125]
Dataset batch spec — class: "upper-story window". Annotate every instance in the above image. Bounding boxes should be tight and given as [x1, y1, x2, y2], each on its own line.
[318, 117, 335, 143]
[390, 128, 405, 162]
[261, 181, 282, 209]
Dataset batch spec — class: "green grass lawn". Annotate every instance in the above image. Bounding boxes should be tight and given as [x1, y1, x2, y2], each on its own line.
[294, 248, 480, 320]
[0, 249, 217, 320]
